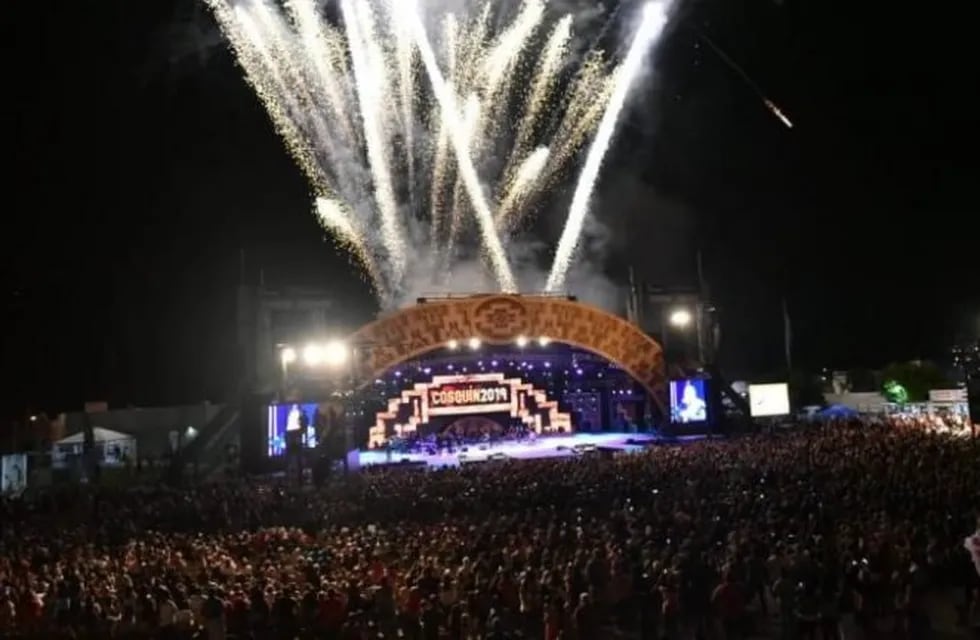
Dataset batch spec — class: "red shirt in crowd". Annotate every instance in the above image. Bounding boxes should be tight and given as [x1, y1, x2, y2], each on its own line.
[711, 581, 745, 621]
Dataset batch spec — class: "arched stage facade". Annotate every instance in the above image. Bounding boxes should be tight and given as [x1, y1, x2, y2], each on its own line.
[345, 295, 667, 412]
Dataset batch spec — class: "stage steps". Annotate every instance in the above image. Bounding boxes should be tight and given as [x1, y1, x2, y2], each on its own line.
[168, 387, 245, 482]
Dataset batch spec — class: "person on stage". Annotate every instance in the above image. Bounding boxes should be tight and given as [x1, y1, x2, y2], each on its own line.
[677, 381, 707, 422]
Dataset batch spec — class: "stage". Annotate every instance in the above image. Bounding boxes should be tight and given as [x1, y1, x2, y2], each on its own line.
[357, 432, 708, 468]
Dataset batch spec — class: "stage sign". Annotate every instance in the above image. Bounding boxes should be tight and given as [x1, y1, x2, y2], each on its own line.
[428, 381, 510, 414]
[370, 373, 571, 446]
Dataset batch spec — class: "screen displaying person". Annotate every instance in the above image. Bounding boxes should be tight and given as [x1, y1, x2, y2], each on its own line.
[286, 404, 303, 432]
[285, 404, 307, 454]
[676, 381, 707, 423]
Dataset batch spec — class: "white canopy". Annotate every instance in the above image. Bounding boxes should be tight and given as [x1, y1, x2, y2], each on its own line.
[56, 427, 134, 445]
[53, 427, 137, 467]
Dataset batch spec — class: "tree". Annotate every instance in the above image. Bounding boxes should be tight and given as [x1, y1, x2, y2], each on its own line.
[882, 379, 909, 404]
[847, 368, 878, 392]
[879, 360, 951, 403]
[789, 370, 826, 407]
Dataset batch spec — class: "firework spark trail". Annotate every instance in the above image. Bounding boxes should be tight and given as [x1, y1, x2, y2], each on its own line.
[316, 198, 386, 299]
[208, 0, 650, 301]
[284, 0, 358, 148]
[547, 2, 669, 292]
[443, 4, 494, 249]
[354, 2, 402, 157]
[212, 1, 331, 196]
[444, 93, 483, 261]
[249, 0, 379, 241]
[496, 146, 550, 232]
[474, 0, 545, 167]
[322, 23, 364, 149]
[482, 0, 545, 91]
[212, 0, 379, 293]
[447, 0, 544, 255]
[697, 28, 793, 129]
[458, 4, 493, 94]
[428, 14, 458, 251]
[539, 55, 614, 189]
[764, 99, 794, 129]
[503, 16, 571, 184]
[403, 0, 517, 292]
[395, 20, 416, 206]
[248, 1, 336, 160]
[342, 0, 406, 279]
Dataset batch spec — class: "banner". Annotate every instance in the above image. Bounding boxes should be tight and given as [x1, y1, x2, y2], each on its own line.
[428, 382, 510, 410]
[928, 389, 967, 403]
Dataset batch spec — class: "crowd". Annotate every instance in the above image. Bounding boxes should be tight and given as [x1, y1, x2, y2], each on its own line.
[879, 413, 974, 438]
[1, 422, 979, 639]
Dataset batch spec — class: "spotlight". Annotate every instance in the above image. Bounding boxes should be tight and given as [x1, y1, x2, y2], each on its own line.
[281, 347, 297, 365]
[468, 337, 482, 350]
[516, 336, 529, 348]
[538, 336, 551, 346]
[303, 343, 323, 366]
[669, 308, 693, 328]
[323, 340, 349, 367]
[447, 339, 459, 350]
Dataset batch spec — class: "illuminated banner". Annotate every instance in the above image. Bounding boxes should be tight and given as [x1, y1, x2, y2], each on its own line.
[370, 373, 572, 446]
[429, 382, 510, 412]
[928, 388, 967, 403]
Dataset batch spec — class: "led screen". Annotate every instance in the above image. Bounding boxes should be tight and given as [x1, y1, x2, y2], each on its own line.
[1, 454, 27, 494]
[670, 378, 708, 424]
[749, 383, 791, 417]
[267, 402, 324, 457]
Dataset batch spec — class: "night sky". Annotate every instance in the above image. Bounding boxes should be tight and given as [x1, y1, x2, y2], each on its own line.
[6, 0, 977, 417]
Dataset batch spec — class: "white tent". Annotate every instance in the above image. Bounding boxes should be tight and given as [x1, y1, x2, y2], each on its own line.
[52, 427, 137, 468]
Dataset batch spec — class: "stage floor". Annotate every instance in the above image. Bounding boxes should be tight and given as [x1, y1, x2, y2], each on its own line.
[357, 432, 707, 468]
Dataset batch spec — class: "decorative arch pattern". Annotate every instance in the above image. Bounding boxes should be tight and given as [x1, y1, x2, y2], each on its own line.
[347, 295, 666, 411]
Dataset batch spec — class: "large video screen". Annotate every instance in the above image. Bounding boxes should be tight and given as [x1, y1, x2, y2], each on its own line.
[670, 378, 708, 423]
[749, 383, 790, 417]
[1, 454, 28, 494]
[267, 402, 326, 457]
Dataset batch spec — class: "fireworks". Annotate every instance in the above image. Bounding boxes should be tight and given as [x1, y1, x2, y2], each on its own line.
[547, 2, 670, 292]
[206, 0, 671, 303]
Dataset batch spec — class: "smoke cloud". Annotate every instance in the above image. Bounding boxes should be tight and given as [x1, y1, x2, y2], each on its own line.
[203, 0, 678, 313]
[390, 188, 623, 314]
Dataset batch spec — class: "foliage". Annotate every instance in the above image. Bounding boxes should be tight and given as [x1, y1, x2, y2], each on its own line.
[788, 370, 826, 407]
[847, 368, 878, 392]
[879, 360, 950, 403]
[882, 379, 908, 404]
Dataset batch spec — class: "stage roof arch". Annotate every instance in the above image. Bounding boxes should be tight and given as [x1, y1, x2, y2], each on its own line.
[346, 295, 666, 410]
